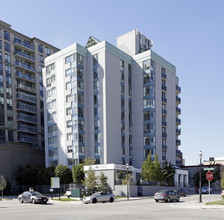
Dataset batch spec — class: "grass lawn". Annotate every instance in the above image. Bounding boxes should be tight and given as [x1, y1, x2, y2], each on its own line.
[206, 200, 224, 205]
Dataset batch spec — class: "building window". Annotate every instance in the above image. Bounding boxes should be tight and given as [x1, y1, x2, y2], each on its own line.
[66, 94, 71, 103]
[38, 44, 43, 53]
[65, 54, 75, 64]
[4, 31, 10, 41]
[66, 82, 71, 90]
[4, 42, 10, 52]
[39, 54, 44, 63]
[5, 53, 11, 63]
[67, 120, 72, 128]
[45, 47, 50, 56]
[66, 108, 72, 115]
[46, 63, 55, 73]
[67, 133, 72, 141]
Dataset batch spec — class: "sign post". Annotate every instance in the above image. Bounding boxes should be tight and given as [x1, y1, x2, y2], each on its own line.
[206, 171, 213, 202]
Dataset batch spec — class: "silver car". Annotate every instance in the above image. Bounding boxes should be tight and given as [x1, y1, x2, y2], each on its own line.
[154, 190, 180, 202]
[83, 192, 115, 204]
[18, 191, 48, 204]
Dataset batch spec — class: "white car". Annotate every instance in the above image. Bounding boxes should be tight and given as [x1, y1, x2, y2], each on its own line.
[83, 192, 115, 204]
[200, 187, 212, 194]
[66, 189, 72, 198]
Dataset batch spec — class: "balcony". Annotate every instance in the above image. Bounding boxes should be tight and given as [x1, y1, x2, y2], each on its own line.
[16, 83, 36, 93]
[162, 121, 167, 127]
[18, 126, 37, 134]
[176, 118, 181, 125]
[176, 139, 181, 145]
[162, 145, 167, 150]
[15, 61, 36, 73]
[162, 132, 167, 138]
[162, 85, 167, 91]
[162, 72, 167, 79]
[14, 50, 35, 62]
[176, 107, 181, 114]
[17, 103, 37, 114]
[17, 114, 37, 124]
[162, 97, 167, 103]
[176, 96, 181, 104]
[176, 85, 181, 94]
[176, 149, 182, 155]
[162, 109, 167, 115]
[16, 71, 36, 83]
[14, 38, 34, 51]
[176, 128, 181, 135]
[16, 94, 36, 103]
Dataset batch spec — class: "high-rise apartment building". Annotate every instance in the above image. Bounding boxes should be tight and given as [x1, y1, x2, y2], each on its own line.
[0, 20, 59, 181]
[43, 29, 182, 169]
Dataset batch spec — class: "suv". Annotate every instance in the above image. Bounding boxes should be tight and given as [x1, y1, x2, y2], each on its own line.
[65, 189, 72, 198]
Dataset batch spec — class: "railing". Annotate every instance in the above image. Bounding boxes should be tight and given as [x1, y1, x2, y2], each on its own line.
[176, 107, 181, 113]
[162, 132, 167, 138]
[176, 85, 181, 92]
[162, 72, 167, 79]
[16, 83, 36, 93]
[162, 109, 167, 114]
[15, 61, 36, 72]
[14, 38, 34, 50]
[17, 115, 37, 123]
[16, 71, 36, 82]
[14, 50, 35, 61]
[162, 97, 167, 103]
[16, 94, 36, 103]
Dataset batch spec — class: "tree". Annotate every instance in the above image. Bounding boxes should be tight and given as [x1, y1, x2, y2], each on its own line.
[83, 157, 97, 194]
[141, 152, 154, 182]
[72, 164, 84, 184]
[0, 176, 7, 198]
[98, 172, 109, 192]
[153, 155, 163, 183]
[14, 165, 25, 185]
[43, 167, 55, 185]
[55, 164, 72, 184]
[221, 173, 224, 189]
[22, 166, 40, 185]
[163, 161, 175, 186]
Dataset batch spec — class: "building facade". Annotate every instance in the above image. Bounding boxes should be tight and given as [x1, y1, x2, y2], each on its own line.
[0, 20, 59, 181]
[43, 29, 181, 169]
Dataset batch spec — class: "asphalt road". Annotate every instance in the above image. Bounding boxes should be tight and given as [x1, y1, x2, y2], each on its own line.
[0, 194, 223, 220]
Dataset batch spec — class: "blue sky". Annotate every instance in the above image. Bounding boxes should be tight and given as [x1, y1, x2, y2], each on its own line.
[1, 0, 224, 165]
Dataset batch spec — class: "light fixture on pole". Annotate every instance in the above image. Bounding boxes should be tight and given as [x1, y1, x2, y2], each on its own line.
[199, 151, 203, 203]
[126, 163, 129, 200]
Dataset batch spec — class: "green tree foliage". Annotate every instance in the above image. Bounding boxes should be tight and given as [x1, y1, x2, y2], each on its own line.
[22, 166, 40, 186]
[193, 167, 220, 187]
[141, 152, 154, 181]
[163, 161, 175, 186]
[0, 176, 7, 197]
[37, 167, 46, 185]
[43, 167, 55, 185]
[221, 173, 224, 189]
[141, 153, 163, 183]
[83, 157, 96, 165]
[83, 157, 97, 193]
[122, 173, 134, 185]
[153, 155, 163, 183]
[72, 164, 84, 184]
[55, 164, 73, 184]
[97, 172, 109, 192]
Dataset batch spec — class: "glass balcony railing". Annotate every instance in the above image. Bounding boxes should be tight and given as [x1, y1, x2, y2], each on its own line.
[162, 72, 167, 79]
[162, 109, 167, 115]
[15, 61, 35, 72]
[16, 94, 36, 103]
[16, 83, 36, 93]
[17, 103, 37, 113]
[17, 115, 37, 123]
[176, 96, 181, 103]
[14, 50, 35, 61]
[176, 107, 181, 114]
[162, 145, 167, 150]
[176, 118, 181, 124]
[176, 85, 181, 93]
[162, 132, 167, 138]
[18, 125, 37, 133]
[14, 38, 34, 51]
[176, 139, 181, 145]
[162, 97, 167, 103]
[16, 71, 36, 82]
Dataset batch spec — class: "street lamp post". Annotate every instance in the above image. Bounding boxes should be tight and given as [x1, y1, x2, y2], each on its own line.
[199, 151, 203, 203]
[126, 163, 129, 200]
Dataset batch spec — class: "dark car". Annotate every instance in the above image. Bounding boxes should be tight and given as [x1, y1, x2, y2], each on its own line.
[18, 191, 48, 204]
[173, 188, 187, 197]
[154, 190, 180, 202]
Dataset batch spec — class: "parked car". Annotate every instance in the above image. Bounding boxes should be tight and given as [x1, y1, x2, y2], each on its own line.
[200, 186, 212, 194]
[221, 190, 224, 199]
[18, 191, 48, 204]
[173, 188, 187, 197]
[83, 192, 115, 204]
[66, 189, 72, 198]
[154, 190, 180, 202]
